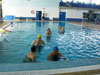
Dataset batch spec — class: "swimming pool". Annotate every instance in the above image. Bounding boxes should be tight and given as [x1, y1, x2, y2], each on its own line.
[0, 21, 100, 63]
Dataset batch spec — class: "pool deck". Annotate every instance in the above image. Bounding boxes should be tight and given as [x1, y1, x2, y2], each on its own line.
[0, 21, 100, 75]
[0, 59, 100, 75]
[70, 21, 100, 30]
[0, 21, 10, 28]
[51, 69, 100, 75]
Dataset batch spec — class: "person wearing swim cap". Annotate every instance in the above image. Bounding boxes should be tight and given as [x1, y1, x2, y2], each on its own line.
[31, 34, 45, 53]
[47, 46, 66, 61]
[46, 28, 52, 38]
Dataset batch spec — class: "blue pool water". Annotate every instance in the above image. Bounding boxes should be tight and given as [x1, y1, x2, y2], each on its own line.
[0, 21, 100, 63]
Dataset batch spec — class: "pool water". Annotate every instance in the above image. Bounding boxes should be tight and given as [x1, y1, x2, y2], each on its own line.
[0, 21, 100, 63]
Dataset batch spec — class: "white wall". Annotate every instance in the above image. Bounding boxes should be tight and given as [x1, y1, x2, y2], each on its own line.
[66, 9, 88, 19]
[60, 9, 66, 12]
[60, 8, 88, 19]
[2, 0, 60, 19]
[94, 11, 100, 14]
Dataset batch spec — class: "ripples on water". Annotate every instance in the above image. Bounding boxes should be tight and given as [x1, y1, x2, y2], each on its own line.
[0, 22, 100, 63]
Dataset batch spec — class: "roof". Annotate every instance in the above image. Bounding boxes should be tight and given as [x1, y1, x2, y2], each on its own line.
[60, 1, 100, 9]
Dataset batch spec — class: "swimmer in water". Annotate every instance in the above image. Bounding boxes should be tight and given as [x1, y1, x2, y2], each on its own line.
[46, 28, 52, 38]
[47, 46, 66, 61]
[59, 27, 65, 34]
[59, 27, 62, 33]
[62, 27, 65, 32]
[31, 34, 45, 53]
[24, 46, 36, 62]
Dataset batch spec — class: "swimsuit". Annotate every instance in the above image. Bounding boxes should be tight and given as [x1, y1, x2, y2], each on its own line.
[23, 56, 32, 62]
[50, 54, 60, 61]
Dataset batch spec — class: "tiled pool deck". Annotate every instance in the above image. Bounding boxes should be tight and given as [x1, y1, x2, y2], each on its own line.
[0, 21, 100, 75]
[0, 21, 10, 28]
[0, 59, 100, 74]
[70, 21, 100, 30]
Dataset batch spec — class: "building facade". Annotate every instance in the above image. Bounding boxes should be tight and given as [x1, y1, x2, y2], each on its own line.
[59, 1, 100, 22]
[2, 0, 100, 21]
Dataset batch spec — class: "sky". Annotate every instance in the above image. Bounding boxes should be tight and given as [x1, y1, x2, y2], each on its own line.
[62, 0, 100, 5]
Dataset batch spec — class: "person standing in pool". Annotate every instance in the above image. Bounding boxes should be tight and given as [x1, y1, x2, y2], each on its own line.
[62, 27, 65, 32]
[46, 28, 52, 38]
[47, 46, 66, 61]
[59, 27, 65, 34]
[24, 46, 36, 62]
[31, 34, 45, 53]
[59, 27, 62, 33]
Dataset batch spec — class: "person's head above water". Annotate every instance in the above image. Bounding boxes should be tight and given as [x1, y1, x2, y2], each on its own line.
[37, 34, 41, 39]
[53, 46, 59, 53]
[53, 46, 59, 51]
[31, 46, 36, 53]
[47, 28, 50, 31]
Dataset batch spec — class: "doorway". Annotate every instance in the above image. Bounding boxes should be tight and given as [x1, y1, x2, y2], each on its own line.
[36, 11, 42, 20]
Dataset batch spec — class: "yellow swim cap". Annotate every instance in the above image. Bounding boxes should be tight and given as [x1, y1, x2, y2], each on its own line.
[37, 34, 41, 39]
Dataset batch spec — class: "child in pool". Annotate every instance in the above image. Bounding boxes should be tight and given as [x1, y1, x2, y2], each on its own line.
[59, 27, 65, 34]
[61, 27, 65, 33]
[46, 28, 52, 38]
[59, 27, 62, 33]
[24, 46, 36, 62]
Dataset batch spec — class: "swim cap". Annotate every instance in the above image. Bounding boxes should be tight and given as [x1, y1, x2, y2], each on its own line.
[53, 46, 59, 51]
[37, 34, 41, 39]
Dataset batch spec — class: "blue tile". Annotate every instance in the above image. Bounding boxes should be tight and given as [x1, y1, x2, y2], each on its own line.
[0, 58, 100, 72]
